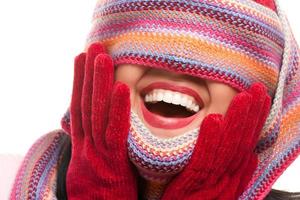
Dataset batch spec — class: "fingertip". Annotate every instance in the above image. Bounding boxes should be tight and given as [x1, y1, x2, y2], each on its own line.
[112, 82, 130, 103]
[200, 113, 223, 130]
[94, 54, 114, 73]
[73, 53, 86, 85]
[87, 42, 106, 55]
[75, 53, 86, 64]
[111, 82, 131, 113]
[247, 82, 269, 114]
[227, 91, 252, 114]
[95, 53, 113, 64]
[74, 53, 86, 71]
[237, 91, 253, 103]
[85, 43, 106, 67]
[248, 82, 267, 95]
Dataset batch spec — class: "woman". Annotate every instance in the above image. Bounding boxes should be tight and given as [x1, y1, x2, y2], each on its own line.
[10, 0, 300, 199]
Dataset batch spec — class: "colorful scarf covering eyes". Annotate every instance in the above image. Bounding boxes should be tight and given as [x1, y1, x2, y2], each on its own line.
[87, 0, 284, 97]
[128, 111, 199, 199]
[86, 0, 300, 199]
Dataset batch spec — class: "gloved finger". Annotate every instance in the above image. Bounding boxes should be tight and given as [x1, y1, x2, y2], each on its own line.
[227, 83, 268, 171]
[250, 93, 271, 149]
[165, 114, 223, 196]
[192, 114, 223, 182]
[245, 82, 268, 141]
[92, 54, 114, 145]
[70, 53, 86, 140]
[223, 154, 256, 199]
[105, 81, 131, 154]
[212, 92, 252, 174]
[237, 83, 270, 156]
[224, 154, 258, 199]
[81, 43, 105, 140]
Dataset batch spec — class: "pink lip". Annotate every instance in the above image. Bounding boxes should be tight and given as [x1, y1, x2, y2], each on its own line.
[140, 82, 202, 129]
[141, 82, 204, 106]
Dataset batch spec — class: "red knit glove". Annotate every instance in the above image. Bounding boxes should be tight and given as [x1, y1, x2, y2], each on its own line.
[161, 83, 271, 200]
[66, 43, 138, 200]
[254, 0, 276, 11]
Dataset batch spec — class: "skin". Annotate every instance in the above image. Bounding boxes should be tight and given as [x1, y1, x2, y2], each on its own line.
[115, 64, 238, 138]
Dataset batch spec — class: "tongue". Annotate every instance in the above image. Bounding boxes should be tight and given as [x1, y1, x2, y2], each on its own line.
[145, 102, 194, 118]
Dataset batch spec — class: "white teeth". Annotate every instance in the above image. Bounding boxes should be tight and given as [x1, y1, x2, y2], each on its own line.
[163, 91, 172, 103]
[148, 94, 152, 102]
[186, 99, 193, 108]
[172, 92, 181, 105]
[190, 104, 200, 113]
[157, 92, 163, 101]
[144, 89, 201, 113]
[145, 95, 149, 102]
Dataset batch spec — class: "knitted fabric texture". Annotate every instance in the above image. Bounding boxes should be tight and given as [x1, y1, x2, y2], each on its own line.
[87, 0, 284, 97]
[240, 0, 300, 198]
[9, 130, 69, 200]
[85, 0, 300, 199]
[128, 111, 199, 199]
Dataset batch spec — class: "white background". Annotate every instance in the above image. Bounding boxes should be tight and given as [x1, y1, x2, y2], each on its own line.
[0, 0, 299, 196]
[0, 0, 97, 155]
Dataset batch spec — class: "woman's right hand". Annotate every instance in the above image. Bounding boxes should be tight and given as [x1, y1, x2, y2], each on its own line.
[162, 83, 271, 200]
[66, 43, 138, 200]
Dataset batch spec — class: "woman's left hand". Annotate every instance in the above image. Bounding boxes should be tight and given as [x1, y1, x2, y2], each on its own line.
[161, 83, 271, 200]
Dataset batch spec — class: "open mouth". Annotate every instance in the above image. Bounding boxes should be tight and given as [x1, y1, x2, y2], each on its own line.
[145, 101, 195, 118]
[140, 82, 203, 129]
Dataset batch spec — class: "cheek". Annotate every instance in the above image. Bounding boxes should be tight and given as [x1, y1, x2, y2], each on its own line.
[115, 64, 149, 105]
[115, 64, 147, 86]
[206, 82, 239, 115]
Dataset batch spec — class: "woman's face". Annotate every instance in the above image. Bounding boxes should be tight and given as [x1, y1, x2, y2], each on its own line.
[115, 64, 238, 138]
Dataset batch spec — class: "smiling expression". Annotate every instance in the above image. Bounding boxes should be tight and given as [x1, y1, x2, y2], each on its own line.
[115, 64, 238, 138]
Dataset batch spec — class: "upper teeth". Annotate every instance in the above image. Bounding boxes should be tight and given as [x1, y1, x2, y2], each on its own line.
[144, 89, 200, 113]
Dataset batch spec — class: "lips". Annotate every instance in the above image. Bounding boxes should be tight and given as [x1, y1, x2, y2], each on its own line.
[141, 82, 204, 106]
[140, 82, 203, 129]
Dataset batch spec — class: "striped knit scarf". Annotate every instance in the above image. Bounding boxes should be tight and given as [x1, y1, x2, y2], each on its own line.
[10, 130, 69, 200]
[128, 111, 199, 199]
[86, 0, 300, 199]
[87, 0, 284, 97]
[9, 0, 300, 200]
[240, 1, 300, 198]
